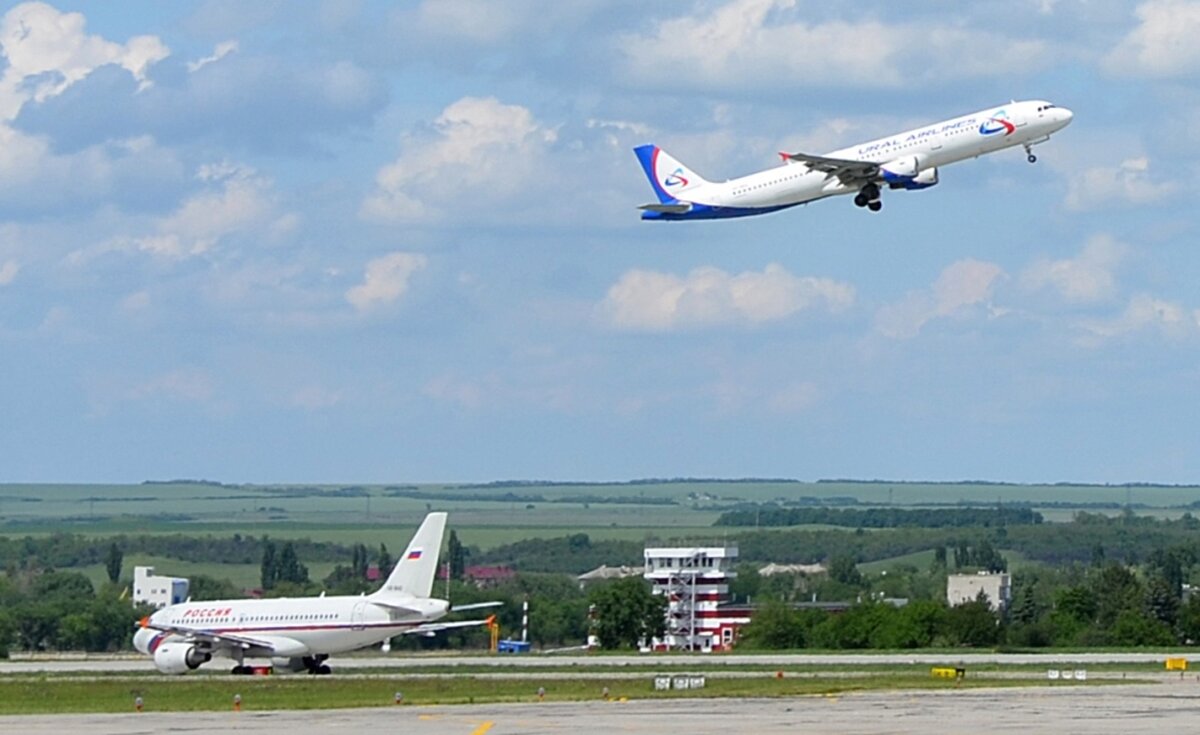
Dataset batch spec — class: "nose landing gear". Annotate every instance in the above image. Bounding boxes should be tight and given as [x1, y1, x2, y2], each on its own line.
[1023, 144, 1037, 163]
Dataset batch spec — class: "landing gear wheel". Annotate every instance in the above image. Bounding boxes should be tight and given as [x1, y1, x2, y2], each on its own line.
[868, 201, 882, 212]
[853, 193, 868, 207]
[1027, 153, 1037, 163]
[316, 664, 332, 675]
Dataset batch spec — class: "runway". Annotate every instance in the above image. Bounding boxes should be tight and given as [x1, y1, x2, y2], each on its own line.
[4, 685, 1200, 734]
[0, 651, 1186, 675]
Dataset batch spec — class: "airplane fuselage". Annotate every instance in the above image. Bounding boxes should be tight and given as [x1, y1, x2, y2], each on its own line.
[133, 594, 448, 661]
[637, 100, 1073, 219]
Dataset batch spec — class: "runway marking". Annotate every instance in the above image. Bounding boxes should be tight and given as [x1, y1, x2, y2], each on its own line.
[470, 721, 495, 735]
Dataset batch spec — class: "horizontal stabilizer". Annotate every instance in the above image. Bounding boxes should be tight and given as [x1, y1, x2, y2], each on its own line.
[638, 202, 692, 214]
[451, 601, 503, 612]
[403, 617, 494, 636]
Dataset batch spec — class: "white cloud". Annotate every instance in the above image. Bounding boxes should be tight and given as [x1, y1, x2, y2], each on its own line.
[361, 96, 558, 223]
[618, 0, 1049, 91]
[1104, 0, 1200, 77]
[600, 263, 854, 332]
[1021, 234, 1127, 304]
[1079, 294, 1199, 345]
[0, 2, 169, 120]
[346, 252, 428, 311]
[876, 259, 1005, 339]
[187, 40, 238, 73]
[0, 259, 17, 285]
[72, 163, 278, 262]
[1065, 157, 1175, 211]
[0, 6, 179, 215]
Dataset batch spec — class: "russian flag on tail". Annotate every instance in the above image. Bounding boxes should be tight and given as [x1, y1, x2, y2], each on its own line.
[407, 549, 423, 560]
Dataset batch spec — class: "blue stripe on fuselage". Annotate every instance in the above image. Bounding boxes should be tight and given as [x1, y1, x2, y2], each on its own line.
[640, 202, 801, 221]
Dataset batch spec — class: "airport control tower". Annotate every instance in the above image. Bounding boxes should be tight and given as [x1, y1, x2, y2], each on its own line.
[643, 544, 749, 651]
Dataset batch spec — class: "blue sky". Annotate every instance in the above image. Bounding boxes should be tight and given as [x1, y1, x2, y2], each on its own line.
[1, 0, 1198, 484]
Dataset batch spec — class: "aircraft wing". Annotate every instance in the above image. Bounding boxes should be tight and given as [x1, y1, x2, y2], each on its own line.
[141, 620, 277, 651]
[781, 152, 879, 185]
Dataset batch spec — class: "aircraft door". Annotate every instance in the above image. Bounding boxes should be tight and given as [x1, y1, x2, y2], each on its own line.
[351, 601, 366, 631]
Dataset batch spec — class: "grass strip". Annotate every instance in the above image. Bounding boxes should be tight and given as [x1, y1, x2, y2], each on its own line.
[0, 674, 1123, 715]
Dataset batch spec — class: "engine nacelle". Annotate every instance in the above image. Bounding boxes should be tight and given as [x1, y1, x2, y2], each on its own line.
[153, 641, 211, 674]
[894, 167, 938, 190]
[881, 155, 920, 180]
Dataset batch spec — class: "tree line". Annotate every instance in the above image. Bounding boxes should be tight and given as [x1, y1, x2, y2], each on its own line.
[0, 532, 355, 571]
[7, 512, 1200, 581]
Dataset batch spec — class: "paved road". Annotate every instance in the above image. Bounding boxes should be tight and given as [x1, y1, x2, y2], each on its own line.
[6, 685, 1200, 734]
[1, 651, 1189, 675]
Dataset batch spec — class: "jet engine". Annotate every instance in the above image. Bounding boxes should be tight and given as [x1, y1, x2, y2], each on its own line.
[153, 641, 211, 674]
[880, 155, 920, 179]
[892, 168, 939, 190]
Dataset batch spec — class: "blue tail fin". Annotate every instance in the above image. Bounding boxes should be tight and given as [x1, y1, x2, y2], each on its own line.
[633, 144, 708, 204]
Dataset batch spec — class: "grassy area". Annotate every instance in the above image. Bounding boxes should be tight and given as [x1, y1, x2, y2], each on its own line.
[0, 673, 1105, 714]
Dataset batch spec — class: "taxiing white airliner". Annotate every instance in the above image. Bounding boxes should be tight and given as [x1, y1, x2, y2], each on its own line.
[634, 100, 1073, 219]
[133, 512, 495, 675]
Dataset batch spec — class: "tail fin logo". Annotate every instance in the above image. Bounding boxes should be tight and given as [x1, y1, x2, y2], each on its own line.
[663, 167, 689, 188]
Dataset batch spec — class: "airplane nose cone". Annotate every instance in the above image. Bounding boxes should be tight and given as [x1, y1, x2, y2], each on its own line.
[1058, 107, 1074, 126]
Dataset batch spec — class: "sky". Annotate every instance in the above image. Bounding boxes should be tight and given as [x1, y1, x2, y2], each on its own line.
[1, 0, 1198, 485]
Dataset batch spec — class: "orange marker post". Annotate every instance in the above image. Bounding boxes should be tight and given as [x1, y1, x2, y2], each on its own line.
[233, 693, 242, 712]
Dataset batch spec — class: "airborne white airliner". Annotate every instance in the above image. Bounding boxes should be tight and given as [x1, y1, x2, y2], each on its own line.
[634, 100, 1073, 219]
[133, 512, 495, 675]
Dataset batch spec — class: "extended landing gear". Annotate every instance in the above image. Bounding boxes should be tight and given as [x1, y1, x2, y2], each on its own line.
[853, 183, 882, 212]
[1024, 144, 1037, 163]
[303, 655, 332, 675]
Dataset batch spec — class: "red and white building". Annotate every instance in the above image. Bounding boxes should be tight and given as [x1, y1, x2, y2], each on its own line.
[643, 545, 750, 652]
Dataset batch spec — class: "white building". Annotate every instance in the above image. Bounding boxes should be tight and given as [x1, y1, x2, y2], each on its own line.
[946, 572, 1011, 612]
[643, 545, 749, 652]
[133, 566, 189, 609]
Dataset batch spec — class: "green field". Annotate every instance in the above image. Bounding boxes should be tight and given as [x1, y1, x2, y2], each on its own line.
[5, 481, 1200, 549]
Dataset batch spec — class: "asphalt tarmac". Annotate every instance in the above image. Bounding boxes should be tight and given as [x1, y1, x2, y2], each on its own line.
[0, 651, 1184, 674]
[4, 685, 1200, 734]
